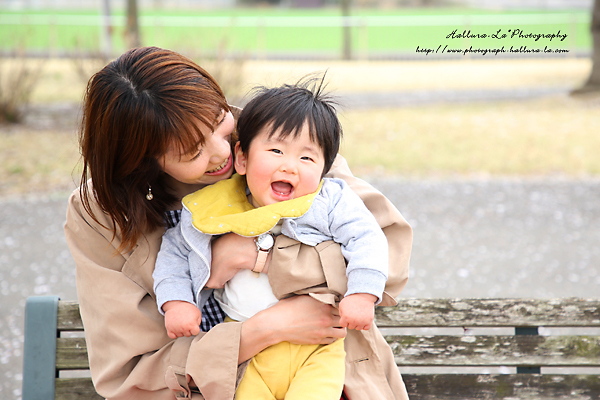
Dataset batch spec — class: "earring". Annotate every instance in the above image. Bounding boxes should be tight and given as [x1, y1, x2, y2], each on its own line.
[146, 186, 154, 201]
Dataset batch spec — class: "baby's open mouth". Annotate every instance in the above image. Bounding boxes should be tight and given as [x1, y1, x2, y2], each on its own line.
[271, 181, 293, 196]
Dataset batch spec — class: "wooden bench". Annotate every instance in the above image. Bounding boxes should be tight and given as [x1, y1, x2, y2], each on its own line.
[22, 296, 600, 399]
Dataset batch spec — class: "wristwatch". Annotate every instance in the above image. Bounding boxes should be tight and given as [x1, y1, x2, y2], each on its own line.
[253, 232, 275, 273]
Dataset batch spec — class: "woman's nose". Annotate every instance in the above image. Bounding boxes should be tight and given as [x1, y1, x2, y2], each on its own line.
[206, 134, 230, 161]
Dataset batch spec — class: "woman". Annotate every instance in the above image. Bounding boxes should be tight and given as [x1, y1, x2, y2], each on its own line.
[64, 46, 412, 400]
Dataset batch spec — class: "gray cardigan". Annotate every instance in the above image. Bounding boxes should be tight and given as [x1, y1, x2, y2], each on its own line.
[153, 177, 389, 314]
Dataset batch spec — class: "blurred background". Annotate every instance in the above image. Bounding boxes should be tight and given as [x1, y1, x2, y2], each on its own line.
[1, 0, 600, 398]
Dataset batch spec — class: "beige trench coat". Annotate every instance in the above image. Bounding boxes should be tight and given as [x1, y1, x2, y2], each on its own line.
[64, 155, 412, 400]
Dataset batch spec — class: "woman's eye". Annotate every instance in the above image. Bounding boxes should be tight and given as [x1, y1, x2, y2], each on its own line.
[214, 109, 226, 126]
[189, 148, 203, 161]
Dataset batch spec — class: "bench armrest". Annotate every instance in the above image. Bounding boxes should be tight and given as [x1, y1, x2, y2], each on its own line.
[22, 296, 60, 400]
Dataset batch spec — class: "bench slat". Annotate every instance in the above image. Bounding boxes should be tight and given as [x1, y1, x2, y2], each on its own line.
[57, 301, 84, 331]
[402, 374, 600, 400]
[56, 338, 90, 370]
[55, 378, 103, 400]
[58, 333, 600, 370]
[387, 334, 600, 367]
[376, 298, 600, 327]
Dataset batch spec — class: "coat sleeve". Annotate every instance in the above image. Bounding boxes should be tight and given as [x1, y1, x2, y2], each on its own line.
[65, 187, 241, 400]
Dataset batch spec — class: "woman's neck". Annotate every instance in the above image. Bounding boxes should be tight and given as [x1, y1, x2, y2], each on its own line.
[164, 176, 207, 210]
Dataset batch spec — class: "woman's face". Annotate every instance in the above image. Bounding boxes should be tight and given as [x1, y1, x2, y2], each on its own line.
[159, 110, 235, 190]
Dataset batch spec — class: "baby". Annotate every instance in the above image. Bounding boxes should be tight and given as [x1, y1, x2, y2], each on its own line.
[153, 77, 388, 400]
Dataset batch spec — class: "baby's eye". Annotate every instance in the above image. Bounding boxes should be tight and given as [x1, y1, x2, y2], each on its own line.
[301, 156, 314, 162]
[269, 149, 283, 154]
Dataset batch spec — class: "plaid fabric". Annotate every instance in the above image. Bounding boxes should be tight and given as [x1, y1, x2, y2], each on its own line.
[200, 295, 227, 332]
[165, 209, 227, 331]
[164, 208, 181, 229]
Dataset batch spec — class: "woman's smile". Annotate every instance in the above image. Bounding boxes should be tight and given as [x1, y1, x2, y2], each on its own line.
[206, 155, 233, 176]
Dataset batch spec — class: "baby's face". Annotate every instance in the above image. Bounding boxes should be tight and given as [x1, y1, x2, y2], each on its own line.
[234, 122, 325, 208]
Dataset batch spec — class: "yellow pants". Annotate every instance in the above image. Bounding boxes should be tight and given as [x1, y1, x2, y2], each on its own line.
[235, 338, 346, 400]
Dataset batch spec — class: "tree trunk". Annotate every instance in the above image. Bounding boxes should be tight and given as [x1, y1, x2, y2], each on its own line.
[574, 0, 600, 93]
[341, 0, 351, 60]
[124, 0, 141, 49]
[101, 0, 112, 59]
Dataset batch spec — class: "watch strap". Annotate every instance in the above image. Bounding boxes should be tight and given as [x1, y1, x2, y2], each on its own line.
[253, 250, 269, 273]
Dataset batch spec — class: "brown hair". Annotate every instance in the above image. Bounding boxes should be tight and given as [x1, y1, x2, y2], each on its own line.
[79, 46, 229, 252]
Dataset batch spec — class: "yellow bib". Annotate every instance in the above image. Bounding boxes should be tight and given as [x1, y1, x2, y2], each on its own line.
[183, 173, 322, 237]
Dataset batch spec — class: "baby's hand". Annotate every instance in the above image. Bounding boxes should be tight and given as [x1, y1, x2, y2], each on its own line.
[339, 293, 377, 331]
[162, 301, 202, 339]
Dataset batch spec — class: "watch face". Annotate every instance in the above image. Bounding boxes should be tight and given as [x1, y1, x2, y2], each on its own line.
[257, 233, 274, 250]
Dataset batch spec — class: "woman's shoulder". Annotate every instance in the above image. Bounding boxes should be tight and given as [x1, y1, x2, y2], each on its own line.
[66, 182, 119, 245]
[67, 181, 110, 227]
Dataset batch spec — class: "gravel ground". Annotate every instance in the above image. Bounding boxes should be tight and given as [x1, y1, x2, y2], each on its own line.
[2, 177, 599, 397]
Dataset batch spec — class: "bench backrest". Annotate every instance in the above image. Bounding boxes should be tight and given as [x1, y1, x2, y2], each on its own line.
[23, 296, 600, 400]
[375, 298, 600, 400]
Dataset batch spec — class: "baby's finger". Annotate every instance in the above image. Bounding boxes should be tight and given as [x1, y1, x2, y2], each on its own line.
[338, 316, 348, 328]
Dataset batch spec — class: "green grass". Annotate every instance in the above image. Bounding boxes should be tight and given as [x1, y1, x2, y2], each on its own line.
[0, 8, 590, 57]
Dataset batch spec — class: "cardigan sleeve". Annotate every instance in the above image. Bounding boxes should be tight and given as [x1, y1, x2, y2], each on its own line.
[153, 221, 197, 314]
[270, 155, 412, 305]
[326, 155, 412, 302]
[65, 187, 241, 400]
[153, 208, 214, 315]
[322, 179, 390, 303]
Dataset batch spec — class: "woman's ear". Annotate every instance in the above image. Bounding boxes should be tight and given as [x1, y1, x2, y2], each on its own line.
[234, 142, 247, 175]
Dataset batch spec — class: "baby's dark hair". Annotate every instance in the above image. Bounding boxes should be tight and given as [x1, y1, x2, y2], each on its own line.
[237, 74, 342, 175]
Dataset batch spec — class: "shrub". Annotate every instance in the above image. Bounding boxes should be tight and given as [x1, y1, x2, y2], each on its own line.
[0, 51, 44, 124]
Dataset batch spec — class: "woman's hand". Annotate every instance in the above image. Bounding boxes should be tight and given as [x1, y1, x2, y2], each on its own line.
[209, 232, 275, 288]
[238, 295, 346, 364]
[208, 233, 259, 288]
[268, 296, 346, 345]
